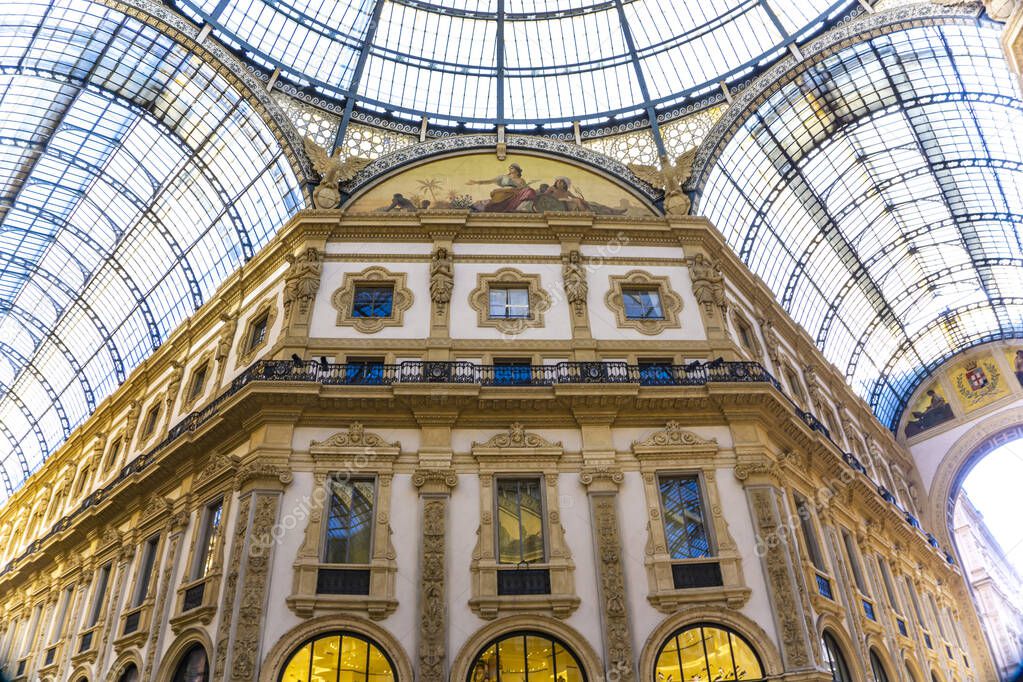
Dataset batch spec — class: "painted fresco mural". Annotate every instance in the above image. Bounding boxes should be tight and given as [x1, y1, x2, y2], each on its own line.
[904, 381, 954, 438]
[950, 355, 1010, 413]
[346, 152, 655, 216]
[1009, 349, 1023, 386]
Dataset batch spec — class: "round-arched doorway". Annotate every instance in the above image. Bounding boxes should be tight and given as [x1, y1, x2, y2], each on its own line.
[278, 631, 396, 682]
[467, 631, 585, 682]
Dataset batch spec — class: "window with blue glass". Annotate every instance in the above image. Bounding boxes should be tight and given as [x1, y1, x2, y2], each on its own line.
[489, 287, 530, 319]
[622, 288, 663, 320]
[351, 286, 395, 318]
[323, 477, 375, 564]
[344, 357, 385, 385]
[659, 475, 711, 559]
[638, 359, 673, 385]
[493, 359, 532, 386]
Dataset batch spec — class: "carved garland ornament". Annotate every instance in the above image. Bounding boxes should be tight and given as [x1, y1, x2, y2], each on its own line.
[468, 268, 551, 335]
[331, 266, 414, 334]
[605, 270, 683, 335]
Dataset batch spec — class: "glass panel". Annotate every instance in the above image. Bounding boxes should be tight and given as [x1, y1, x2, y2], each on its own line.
[622, 288, 664, 319]
[280, 643, 312, 682]
[655, 638, 682, 682]
[659, 476, 711, 559]
[366, 641, 395, 682]
[324, 478, 375, 564]
[525, 635, 556, 682]
[489, 288, 530, 319]
[352, 287, 394, 318]
[729, 633, 763, 680]
[496, 478, 545, 564]
[195, 500, 223, 579]
[311, 635, 341, 682]
[497, 635, 527, 682]
[249, 314, 269, 350]
[554, 641, 584, 682]
[470, 643, 498, 682]
[677, 627, 710, 682]
[703, 627, 736, 681]
[171, 645, 209, 682]
[339, 635, 369, 682]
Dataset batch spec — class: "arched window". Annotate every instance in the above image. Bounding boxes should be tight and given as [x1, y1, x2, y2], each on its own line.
[821, 632, 852, 682]
[117, 664, 139, 682]
[280, 632, 395, 682]
[869, 649, 891, 682]
[468, 632, 584, 682]
[905, 662, 920, 682]
[654, 624, 764, 681]
[172, 644, 209, 682]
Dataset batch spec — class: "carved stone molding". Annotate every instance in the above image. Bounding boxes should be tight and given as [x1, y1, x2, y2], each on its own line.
[331, 266, 413, 334]
[604, 270, 683, 335]
[631, 421, 717, 458]
[282, 247, 323, 323]
[468, 268, 551, 335]
[687, 253, 726, 314]
[730, 307, 764, 361]
[411, 467, 459, 496]
[472, 422, 562, 450]
[579, 464, 624, 494]
[429, 246, 454, 311]
[235, 297, 278, 367]
[310, 423, 400, 451]
[590, 494, 635, 681]
[562, 250, 588, 317]
[418, 497, 448, 682]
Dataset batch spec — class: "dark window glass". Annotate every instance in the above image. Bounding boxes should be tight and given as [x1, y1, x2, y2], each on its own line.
[187, 362, 209, 401]
[172, 644, 209, 682]
[324, 477, 375, 564]
[141, 406, 160, 439]
[117, 664, 139, 682]
[193, 499, 223, 580]
[496, 478, 545, 564]
[738, 321, 754, 349]
[822, 632, 852, 682]
[132, 535, 160, 607]
[870, 650, 891, 682]
[345, 358, 385, 384]
[622, 288, 664, 319]
[88, 563, 112, 627]
[352, 286, 394, 318]
[248, 312, 269, 350]
[795, 494, 827, 571]
[489, 287, 530, 319]
[659, 476, 711, 559]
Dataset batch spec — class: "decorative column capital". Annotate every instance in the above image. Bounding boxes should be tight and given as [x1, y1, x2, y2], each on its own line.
[412, 467, 458, 495]
[580, 464, 624, 494]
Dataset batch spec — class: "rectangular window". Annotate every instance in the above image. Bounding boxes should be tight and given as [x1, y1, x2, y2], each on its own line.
[659, 475, 712, 559]
[104, 438, 121, 470]
[929, 594, 949, 639]
[247, 311, 269, 351]
[49, 587, 73, 644]
[737, 320, 754, 350]
[344, 357, 385, 385]
[785, 367, 805, 402]
[351, 286, 394, 318]
[841, 529, 868, 594]
[622, 288, 664, 319]
[638, 359, 673, 385]
[141, 405, 160, 440]
[496, 478, 546, 564]
[192, 499, 223, 580]
[186, 361, 209, 401]
[794, 494, 827, 571]
[87, 563, 111, 627]
[132, 535, 160, 607]
[489, 287, 530, 319]
[493, 358, 532, 386]
[323, 476, 375, 564]
[905, 576, 926, 626]
[22, 604, 41, 656]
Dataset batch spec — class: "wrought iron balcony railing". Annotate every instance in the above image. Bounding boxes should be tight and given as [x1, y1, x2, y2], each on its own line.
[1, 358, 950, 577]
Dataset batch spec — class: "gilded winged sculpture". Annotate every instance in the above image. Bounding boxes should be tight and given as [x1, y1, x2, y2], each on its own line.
[628, 148, 697, 215]
[303, 136, 371, 209]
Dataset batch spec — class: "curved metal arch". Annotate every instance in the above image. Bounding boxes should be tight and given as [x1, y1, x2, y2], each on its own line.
[689, 3, 988, 195]
[0, 252, 126, 384]
[844, 259, 1023, 379]
[1, 201, 164, 350]
[0, 68, 258, 279]
[0, 302, 96, 413]
[0, 341, 70, 439]
[0, 426, 22, 495]
[0, 378, 50, 477]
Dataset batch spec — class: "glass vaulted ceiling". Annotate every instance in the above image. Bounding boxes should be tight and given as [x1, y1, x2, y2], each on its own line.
[700, 22, 1023, 431]
[0, 0, 303, 499]
[171, 0, 853, 129]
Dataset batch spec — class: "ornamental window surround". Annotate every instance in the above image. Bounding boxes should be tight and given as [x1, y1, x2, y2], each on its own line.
[331, 267, 413, 334]
[468, 631, 584, 682]
[236, 297, 278, 366]
[289, 425, 399, 620]
[183, 355, 212, 408]
[632, 422, 750, 612]
[279, 632, 396, 682]
[469, 425, 578, 619]
[604, 270, 682, 335]
[654, 624, 765, 682]
[114, 526, 165, 650]
[468, 268, 551, 335]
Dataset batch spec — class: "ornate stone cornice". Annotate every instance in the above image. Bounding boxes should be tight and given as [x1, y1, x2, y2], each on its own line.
[472, 422, 562, 450]
[309, 423, 399, 451]
[579, 464, 625, 493]
[631, 421, 718, 453]
[411, 467, 459, 495]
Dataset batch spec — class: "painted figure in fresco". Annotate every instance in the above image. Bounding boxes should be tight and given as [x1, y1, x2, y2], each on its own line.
[383, 193, 417, 211]
[904, 388, 955, 437]
[467, 163, 537, 211]
[1014, 350, 1023, 385]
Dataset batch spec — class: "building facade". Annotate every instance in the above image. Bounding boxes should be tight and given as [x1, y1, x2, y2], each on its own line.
[0, 151, 996, 682]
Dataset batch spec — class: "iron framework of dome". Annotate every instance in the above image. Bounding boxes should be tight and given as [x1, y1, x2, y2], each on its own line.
[695, 16, 1023, 430]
